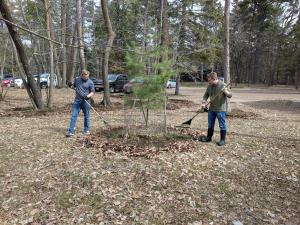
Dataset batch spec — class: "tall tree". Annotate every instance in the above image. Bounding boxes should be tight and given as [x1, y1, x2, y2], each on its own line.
[294, 9, 300, 89]
[43, 0, 54, 108]
[160, 0, 169, 50]
[60, 0, 67, 87]
[224, 0, 230, 83]
[0, 0, 44, 109]
[77, 0, 86, 70]
[175, 0, 188, 95]
[0, 39, 9, 78]
[101, 0, 116, 106]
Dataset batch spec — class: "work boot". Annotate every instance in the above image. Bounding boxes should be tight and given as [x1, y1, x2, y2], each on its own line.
[217, 130, 226, 146]
[201, 128, 214, 142]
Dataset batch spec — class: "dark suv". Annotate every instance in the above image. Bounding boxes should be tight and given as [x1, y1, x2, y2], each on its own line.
[93, 74, 128, 92]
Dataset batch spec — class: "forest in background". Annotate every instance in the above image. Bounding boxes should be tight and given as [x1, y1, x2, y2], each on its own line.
[0, 0, 299, 87]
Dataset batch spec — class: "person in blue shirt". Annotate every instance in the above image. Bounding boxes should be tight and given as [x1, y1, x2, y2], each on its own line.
[66, 70, 95, 137]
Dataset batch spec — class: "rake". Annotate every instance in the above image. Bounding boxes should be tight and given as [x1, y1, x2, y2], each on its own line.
[177, 82, 232, 128]
[82, 98, 111, 128]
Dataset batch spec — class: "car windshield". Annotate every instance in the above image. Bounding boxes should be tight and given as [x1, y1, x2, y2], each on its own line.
[108, 74, 118, 81]
[4, 75, 13, 79]
[40, 74, 49, 78]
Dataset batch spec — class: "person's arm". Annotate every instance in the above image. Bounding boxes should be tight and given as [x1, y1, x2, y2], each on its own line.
[222, 85, 232, 98]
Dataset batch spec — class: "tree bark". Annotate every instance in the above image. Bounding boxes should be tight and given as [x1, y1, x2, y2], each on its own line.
[67, 24, 78, 82]
[295, 69, 299, 89]
[0, 0, 43, 109]
[77, 0, 86, 70]
[61, 0, 67, 87]
[0, 39, 9, 78]
[160, 0, 169, 62]
[43, 0, 54, 108]
[175, 1, 188, 95]
[49, 19, 62, 88]
[11, 37, 36, 107]
[224, 0, 230, 83]
[101, 0, 116, 106]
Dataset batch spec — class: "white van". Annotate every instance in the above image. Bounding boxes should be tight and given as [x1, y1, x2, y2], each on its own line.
[35, 73, 58, 88]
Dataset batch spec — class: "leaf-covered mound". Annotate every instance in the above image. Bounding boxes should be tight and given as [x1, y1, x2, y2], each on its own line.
[77, 126, 204, 158]
[166, 99, 195, 110]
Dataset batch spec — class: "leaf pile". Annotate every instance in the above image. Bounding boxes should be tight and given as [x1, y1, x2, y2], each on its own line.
[167, 99, 195, 110]
[1, 88, 300, 225]
[77, 126, 201, 158]
[227, 108, 259, 119]
[0, 106, 71, 118]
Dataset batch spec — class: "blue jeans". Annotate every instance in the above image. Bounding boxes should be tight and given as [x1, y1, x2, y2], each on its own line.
[68, 99, 90, 133]
[208, 111, 227, 131]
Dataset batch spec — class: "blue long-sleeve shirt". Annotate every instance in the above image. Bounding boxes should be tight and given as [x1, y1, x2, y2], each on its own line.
[73, 77, 95, 101]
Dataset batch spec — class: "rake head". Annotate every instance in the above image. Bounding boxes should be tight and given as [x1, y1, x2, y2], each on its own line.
[175, 119, 192, 129]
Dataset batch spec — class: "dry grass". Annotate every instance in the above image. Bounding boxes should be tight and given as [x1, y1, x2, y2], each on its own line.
[0, 88, 299, 225]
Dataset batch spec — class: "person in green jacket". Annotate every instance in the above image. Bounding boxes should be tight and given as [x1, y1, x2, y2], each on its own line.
[201, 72, 232, 146]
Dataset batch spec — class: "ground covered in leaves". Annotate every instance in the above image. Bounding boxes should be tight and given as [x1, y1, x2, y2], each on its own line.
[0, 87, 299, 225]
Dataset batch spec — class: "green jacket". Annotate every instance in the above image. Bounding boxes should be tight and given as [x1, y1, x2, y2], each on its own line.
[203, 80, 232, 112]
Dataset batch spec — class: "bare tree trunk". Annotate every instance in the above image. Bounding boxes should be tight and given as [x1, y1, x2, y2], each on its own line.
[77, 0, 86, 70]
[224, 0, 230, 83]
[96, 56, 101, 78]
[160, 0, 169, 63]
[49, 23, 62, 88]
[295, 70, 299, 89]
[61, 0, 67, 87]
[0, 39, 9, 78]
[43, 0, 54, 108]
[175, 1, 188, 95]
[267, 46, 277, 86]
[0, 0, 43, 109]
[11, 37, 36, 107]
[67, 25, 78, 82]
[200, 64, 204, 82]
[101, 0, 116, 106]
[295, 12, 300, 89]
[34, 39, 46, 73]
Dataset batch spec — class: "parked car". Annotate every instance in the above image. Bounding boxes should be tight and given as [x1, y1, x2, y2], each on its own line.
[14, 76, 24, 88]
[123, 77, 145, 94]
[93, 74, 128, 92]
[34, 73, 58, 88]
[166, 79, 176, 88]
[124, 77, 177, 93]
[1, 74, 14, 87]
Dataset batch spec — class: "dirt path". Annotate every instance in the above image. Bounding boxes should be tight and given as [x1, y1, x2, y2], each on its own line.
[0, 87, 299, 225]
[167, 86, 300, 102]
